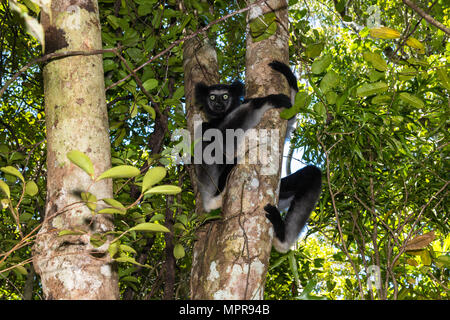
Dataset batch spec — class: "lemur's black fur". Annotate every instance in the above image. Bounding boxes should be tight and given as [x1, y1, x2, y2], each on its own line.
[194, 61, 322, 252]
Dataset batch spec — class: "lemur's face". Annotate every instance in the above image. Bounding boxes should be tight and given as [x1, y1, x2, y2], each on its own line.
[206, 89, 233, 115]
[195, 81, 244, 120]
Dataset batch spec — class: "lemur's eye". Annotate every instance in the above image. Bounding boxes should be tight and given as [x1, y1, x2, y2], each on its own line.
[222, 94, 229, 100]
[209, 95, 216, 101]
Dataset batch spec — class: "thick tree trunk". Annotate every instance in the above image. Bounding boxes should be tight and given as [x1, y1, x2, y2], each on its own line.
[188, 0, 290, 299]
[32, 0, 119, 300]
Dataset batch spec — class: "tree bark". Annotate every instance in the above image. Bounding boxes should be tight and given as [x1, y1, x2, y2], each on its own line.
[32, 0, 119, 300]
[183, 35, 220, 212]
[182, 35, 222, 299]
[188, 0, 290, 299]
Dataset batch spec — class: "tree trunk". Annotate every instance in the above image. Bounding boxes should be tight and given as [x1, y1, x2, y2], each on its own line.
[188, 0, 290, 299]
[183, 35, 220, 212]
[32, 0, 119, 300]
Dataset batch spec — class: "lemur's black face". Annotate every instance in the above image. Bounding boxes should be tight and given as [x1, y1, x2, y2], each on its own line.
[195, 81, 245, 120]
[206, 89, 232, 114]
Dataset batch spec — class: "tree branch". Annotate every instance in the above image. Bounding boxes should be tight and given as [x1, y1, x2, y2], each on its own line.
[402, 0, 450, 35]
[0, 47, 120, 98]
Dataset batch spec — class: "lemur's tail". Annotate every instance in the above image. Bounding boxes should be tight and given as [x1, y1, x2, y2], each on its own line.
[268, 60, 298, 103]
[268, 60, 298, 138]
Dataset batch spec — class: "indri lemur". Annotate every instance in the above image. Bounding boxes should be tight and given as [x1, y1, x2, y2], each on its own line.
[194, 61, 322, 253]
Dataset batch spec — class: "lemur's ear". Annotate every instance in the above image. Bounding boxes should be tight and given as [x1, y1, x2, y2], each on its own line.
[195, 82, 209, 106]
[230, 80, 245, 97]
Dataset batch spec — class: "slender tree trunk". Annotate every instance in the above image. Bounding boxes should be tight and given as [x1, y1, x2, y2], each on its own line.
[32, 0, 119, 300]
[183, 35, 220, 211]
[188, 0, 290, 299]
[182, 35, 221, 298]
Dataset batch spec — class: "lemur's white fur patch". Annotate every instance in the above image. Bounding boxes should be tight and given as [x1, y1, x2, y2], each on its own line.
[273, 237, 291, 253]
[203, 194, 223, 212]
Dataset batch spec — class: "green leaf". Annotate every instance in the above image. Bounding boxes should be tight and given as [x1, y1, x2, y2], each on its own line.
[0, 166, 24, 183]
[173, 222, 185, 230]
[10, 152, 25, 161]
[367, 70, 385, 82]
[288, 251, 299, 285]
[129, 222, 170, 233]
[173, 86, 185, 100]
[129, 103, 138, 118]
[137, 3, 153, 16]
[97, 208, 126, 215]
[313, 102, 327, 121]
[144, 36, 156, 51]
[311, 54, 332, 74]
[399, 92, 424, 108]
[126, 48, 143, 63]
[108, 241, 120, 258]
[297, 280, 326, 300]
[142, 78, 158, 92]
[406, 37, 425, 54]
[142, 167, 167, 193]
[67, 150, 94, 178]
[0, 180, 10, 199]
[320, 70, 339, 93]
[249, 12, 277, 42]
[103, 59, 116, 72]
[356, 82, 389, 97]
[325, 91, 338, 105]
[369, 26, 401, 39]
[419, 250, 432, 266]
[121, 276, 139, 283]
[14, 265, 28, 276]
[342, 15, 352, 22]
[363, 52, 388, 71]
[371, 95, 391, 105]
[115, 255, 148, 267]
[25, 181, 38, 196]
[107, 15, 120, 29]
[96, 165, 140, 181]
[120, 244, 137, 255]
[334, 0, 345, 12]
[435, 255, 450, 268]
[81, 192, 97, 212]
[142, 104, 156, 119]
[436, 68, 450, 90]
[173, 243, 185, 259]
[407, 57, 428, 67]
[305, 42, 324, 58]
[280, 91, 310, 119]
[102, 198, 125, 209]
[58, 229, 86, 236]
[23, 0, 40, 14]
[269, 254, 289, 270]
[149, 213, 165, 222]
[398, 67, 417, 81]
[176, 214, 188, 226]
[144, 185, 182, 195]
